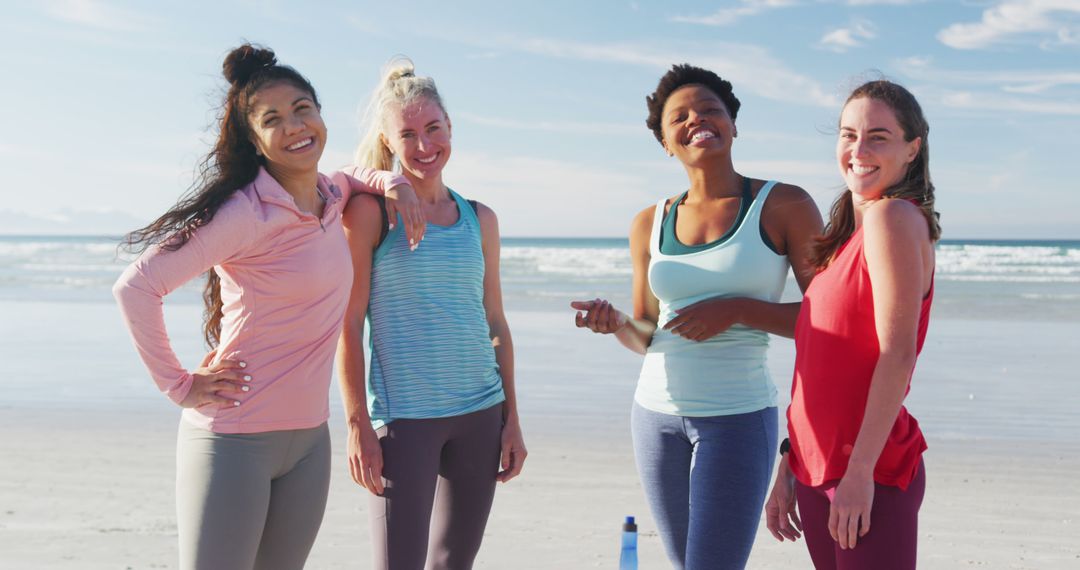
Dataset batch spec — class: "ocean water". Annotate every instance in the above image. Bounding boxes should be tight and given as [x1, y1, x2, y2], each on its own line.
[2, 235, 1078, 320]
[0, 235, 1077, 444]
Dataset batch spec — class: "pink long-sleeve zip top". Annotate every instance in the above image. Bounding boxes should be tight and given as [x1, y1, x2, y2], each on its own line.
[114, 166, 405, 433]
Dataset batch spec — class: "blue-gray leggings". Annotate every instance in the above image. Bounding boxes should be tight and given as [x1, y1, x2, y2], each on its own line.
[630, 403, 778, 570]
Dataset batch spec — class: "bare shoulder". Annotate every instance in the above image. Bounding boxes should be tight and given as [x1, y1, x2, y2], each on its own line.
[631, 203, 658, 236]
[762, 182, 819, 215]
[473, 201, 498, 228]
[472, 201, 501, 243]
[863, 199, 929, 248]
[341, 193, 383, 230]
[865, 198, 924, 230]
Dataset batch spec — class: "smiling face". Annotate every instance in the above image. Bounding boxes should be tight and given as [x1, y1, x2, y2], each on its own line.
[247, 81, 326, 177]
[380, 96, 451, 182]
[659, 84, 736, 167]
[837, 96, 922, 202]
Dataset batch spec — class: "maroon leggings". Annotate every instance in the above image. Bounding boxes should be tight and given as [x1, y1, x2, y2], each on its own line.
[795, 460, 925, 570]
[368, 404, 503, 570]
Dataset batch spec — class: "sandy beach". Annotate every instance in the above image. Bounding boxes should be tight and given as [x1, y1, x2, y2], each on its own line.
[2, 301, 1079, 569]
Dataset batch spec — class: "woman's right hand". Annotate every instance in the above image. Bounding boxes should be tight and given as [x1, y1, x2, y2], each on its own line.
[384, 183, 426, 250]
[571, 298, 627, 334]
[347, 421, 385, 496]
[179, 353, 250, 409]
[765, 457, 803, 542]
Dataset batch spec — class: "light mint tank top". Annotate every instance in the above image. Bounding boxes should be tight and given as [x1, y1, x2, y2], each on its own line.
[365, 189, 505, 429]
[635, 180, 788, 416]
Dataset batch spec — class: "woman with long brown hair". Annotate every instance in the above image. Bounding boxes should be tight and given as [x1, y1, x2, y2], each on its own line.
[765, 79, 939, 569]
[113, 44, 422, 569]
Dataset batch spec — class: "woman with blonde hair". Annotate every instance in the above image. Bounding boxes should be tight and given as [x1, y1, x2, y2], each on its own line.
[335, 58, 527, 570]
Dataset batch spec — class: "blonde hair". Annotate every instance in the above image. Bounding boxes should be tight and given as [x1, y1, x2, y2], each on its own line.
[355, 56, 448, 171]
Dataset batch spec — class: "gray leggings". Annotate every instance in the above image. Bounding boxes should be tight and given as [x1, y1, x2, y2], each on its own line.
[369, 403, 503, 570]
[175, 420, 332, 570]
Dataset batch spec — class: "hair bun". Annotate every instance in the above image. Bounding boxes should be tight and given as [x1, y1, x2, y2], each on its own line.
[382, 56, 416, 85]
[223, 44, 277, 86]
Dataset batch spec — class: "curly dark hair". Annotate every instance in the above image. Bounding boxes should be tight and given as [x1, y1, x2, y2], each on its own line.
[645, 64, 741, 145]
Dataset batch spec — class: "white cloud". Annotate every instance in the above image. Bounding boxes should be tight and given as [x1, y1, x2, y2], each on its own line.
[43, 0, 154, 32]
[670, 0, 798, 26]
[486, 35, 839, 108]
[895, 56, 1080, 93]
[818, 19, 878, 52]
[939, 89, 1080, 115]
[937, 0, 1080, 50]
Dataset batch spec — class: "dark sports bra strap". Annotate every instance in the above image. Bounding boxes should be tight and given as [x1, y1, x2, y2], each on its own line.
[376, 196, 389, 247]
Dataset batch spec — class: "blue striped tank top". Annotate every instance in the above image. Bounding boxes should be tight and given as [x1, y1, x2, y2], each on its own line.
[365, 189, 505, 429]
[635, 180, 788, 417]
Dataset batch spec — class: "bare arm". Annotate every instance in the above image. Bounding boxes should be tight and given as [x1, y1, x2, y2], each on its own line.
[332, 167, 425, 247]
[336, 193, 385, 495]
[476, 203, 527, 482]
[572, 205, 659, 354]
[829, 199, 933, 549]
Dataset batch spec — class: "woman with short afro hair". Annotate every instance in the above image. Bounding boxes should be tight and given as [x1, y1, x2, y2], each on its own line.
[572, 64, 823, 569]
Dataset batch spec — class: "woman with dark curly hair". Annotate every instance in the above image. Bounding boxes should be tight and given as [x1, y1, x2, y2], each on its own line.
[113, 44, 423, 569]
[572, 64, 822, 569]
[765, 79, 938, 570]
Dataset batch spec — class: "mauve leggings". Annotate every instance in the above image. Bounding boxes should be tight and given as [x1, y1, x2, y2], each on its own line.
[368, 403, 503, 570]
[795, 460, 926, 570]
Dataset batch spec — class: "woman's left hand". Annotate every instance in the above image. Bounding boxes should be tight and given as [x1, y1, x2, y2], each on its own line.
[384, 183, 426, 250]
[829, 471, 875, 549]
[497, 416, 527, 483]
[662, 297, 744, 341]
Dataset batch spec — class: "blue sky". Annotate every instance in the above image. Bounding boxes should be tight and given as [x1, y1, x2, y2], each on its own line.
[2, 0, 1078, 238]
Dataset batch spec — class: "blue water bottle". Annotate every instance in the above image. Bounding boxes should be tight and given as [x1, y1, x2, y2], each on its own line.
[620, 515, 638, 570]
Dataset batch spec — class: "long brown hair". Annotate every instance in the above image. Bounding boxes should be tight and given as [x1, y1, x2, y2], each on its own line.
[121, 44, 320, 347]
[811, 80, 941, 270]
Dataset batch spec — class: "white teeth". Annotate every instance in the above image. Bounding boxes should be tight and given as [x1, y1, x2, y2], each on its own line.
[851, 164, 878, 175]
[287, 138, 312, 151]
[416, 154, 437, 164]
[690, 130, 716, 143]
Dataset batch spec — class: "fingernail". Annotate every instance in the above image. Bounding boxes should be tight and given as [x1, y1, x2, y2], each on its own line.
[240, 362, 247, 368]
[243, 375, 252, 381]
[233, 401, 241, 407]
[242, 386, 250, 392]
[388, 223, 395, 230]
[409, 238, 415, 245]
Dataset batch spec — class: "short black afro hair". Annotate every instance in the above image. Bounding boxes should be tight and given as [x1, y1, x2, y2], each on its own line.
[645, 64, 741, 145]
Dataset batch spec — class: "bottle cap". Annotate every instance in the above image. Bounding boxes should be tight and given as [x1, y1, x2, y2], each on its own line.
[623, 515, 637, 532]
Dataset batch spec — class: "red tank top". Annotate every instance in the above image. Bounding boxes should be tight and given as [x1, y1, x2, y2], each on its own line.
[787, 227, 932, 490]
